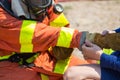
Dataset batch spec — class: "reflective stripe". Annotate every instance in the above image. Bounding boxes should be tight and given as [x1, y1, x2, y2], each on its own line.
[97, 48, 114, 64]
[26, 53, 39, 63]
[40, 58, 71, 79]
[57, 27, 74, 48]
[0, 55, 11, 60]
[0, 52, 15, 60]
[50, 13, 69, 27]
[103, 48, 114, 55]
[20, 20, 36, 52]
[41, 74, 49, 80]
[54, 57, 71, 74]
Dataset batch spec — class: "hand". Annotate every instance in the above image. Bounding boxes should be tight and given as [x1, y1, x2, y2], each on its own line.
[102, 30, 115, 35]
[82, 41, 103, 60]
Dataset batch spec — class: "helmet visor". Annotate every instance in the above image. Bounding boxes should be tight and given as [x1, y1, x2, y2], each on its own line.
[28, 0, 52, 9]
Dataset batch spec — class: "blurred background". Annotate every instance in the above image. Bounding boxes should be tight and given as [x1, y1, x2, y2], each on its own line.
[59, 0, 120, 59]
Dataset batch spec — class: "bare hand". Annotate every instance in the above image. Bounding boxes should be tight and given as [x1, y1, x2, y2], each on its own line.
[82, 41, 103, 60]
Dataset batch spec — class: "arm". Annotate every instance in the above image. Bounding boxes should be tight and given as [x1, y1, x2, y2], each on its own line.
[0, 7, 86, 53]
[100, 51, 120, 72]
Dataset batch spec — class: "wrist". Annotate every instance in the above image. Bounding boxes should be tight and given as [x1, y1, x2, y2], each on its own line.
[97, 50, 103, 60]
[79, 31, 88, 50]
[86, 33, 96, 42]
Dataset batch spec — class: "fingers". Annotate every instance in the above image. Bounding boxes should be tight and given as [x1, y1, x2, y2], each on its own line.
[82, 41, 102, 60]
[82, 43, 90, 52]
[85, 41, 93, 47]
[102, 30, 109, 35]
[82, 40, 93, 50]
[82, 41, 92, 52]
[102, 30, 116, 35]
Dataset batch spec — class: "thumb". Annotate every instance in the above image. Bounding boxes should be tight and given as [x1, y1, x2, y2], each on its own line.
[102, 30, 108, 35]
[82, 43, 92, 51]
[85, 40, 93, 47]
[82, 43, 88, 51]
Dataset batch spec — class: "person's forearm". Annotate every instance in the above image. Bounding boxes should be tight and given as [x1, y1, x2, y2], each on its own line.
[100, 53, 120, 72]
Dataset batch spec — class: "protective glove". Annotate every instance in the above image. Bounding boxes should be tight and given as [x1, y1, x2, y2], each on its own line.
[52, 46, 73, 60]
[94, 33, 120, 50]
[86, 33, 120, 51]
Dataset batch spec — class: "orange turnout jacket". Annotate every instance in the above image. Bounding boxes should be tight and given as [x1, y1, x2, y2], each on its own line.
[0, 0, 91, 80]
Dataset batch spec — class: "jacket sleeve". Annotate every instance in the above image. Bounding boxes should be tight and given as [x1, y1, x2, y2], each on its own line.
[100, 51, 120, 72]
[0, 7, 85, 52]
[115, 27, 120, 33]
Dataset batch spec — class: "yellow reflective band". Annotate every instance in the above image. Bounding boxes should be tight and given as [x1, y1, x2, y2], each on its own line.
[103, 48, 114, 55]
[0, 52, 15, 60]
[26, 53, 39, 63]
[0, 55, 10, 60]
[54, 57, 71, 74]
[57, 27, 74, 48]
[97, 48, 114, 64]
[20, 20, 36, 52]
[50, 13, 69, 27]
[41, 74, 49, 80]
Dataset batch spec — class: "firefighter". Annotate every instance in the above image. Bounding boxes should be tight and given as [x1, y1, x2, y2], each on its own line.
[0, 0, 91, 80]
